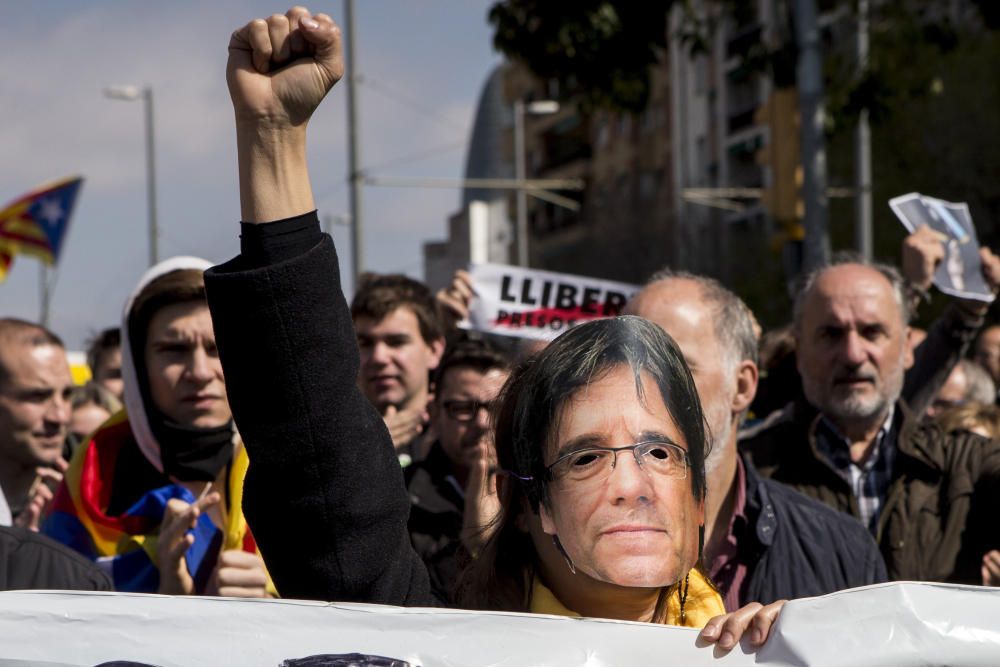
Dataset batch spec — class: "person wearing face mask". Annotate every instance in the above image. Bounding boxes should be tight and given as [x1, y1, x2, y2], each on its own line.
[44, 258, 273, 597]
[204, 7, 782, 652]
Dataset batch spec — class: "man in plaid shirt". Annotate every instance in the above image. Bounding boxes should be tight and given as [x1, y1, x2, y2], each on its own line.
[743, 257, 1000, 586]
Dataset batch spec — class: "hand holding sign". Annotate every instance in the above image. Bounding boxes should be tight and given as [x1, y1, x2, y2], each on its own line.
[436, 269, 476, 330]
[901, 225, 948, 293]
[890, 193, 995, 303]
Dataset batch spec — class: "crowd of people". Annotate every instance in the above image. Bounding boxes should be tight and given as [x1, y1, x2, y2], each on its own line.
[1, 6, 999, 656]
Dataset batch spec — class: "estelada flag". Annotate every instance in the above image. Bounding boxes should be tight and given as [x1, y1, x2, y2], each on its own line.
[0, 175, 84, 281]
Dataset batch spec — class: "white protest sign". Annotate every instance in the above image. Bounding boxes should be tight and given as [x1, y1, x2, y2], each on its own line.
[889, 192, 994, 302]
[0, 591, 750, 667]
[1, 583, 1000, 665]
[463, 263, 639, 341]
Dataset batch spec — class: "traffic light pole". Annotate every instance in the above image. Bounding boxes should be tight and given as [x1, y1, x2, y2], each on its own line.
[793, 0, 831, 273]
[854, 0, 873, 261]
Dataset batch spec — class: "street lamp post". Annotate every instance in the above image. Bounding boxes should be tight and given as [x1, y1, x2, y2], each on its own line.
[513, 99, 560, 267]
[105, 85, 159, 267]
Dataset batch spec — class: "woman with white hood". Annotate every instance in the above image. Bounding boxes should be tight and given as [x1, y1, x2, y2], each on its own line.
[44, 258, 273, 597]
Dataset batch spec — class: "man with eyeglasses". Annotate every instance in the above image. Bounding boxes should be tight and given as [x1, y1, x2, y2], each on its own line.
[404, 337, 510, 601]
[743, 258, 1000, 586]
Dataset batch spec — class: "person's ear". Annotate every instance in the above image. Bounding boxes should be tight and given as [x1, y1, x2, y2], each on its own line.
[427, 336, 445, 370]
[731, 360, 759, 414]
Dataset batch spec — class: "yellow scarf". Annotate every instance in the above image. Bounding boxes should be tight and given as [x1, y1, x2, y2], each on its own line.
[529, 568, 724, 627]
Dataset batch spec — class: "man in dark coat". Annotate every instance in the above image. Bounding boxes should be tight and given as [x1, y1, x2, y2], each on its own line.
[404, 337, 510, 601]
[741, 259, 1000, 586]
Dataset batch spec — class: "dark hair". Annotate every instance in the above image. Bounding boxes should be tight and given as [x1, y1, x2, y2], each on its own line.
[128, 269, 207, 364]
[457, 315, 707, 613]
[433, 337, 511, 395]
[350, 273, 443, 344]
[0, 318, 65, 388]
[86, 327, 121, 372]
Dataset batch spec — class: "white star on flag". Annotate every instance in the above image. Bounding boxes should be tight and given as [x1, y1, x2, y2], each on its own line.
[36, 198, 64, 229]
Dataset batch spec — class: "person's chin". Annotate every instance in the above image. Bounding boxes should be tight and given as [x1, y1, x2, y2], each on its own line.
[30, 441, 65, 465]
[184, 412, 232, 430]
[594, 555, 685, 588]
[593, 537, 685, 586]
[371, 388, 403, 408]
[829, 394, 884, 420]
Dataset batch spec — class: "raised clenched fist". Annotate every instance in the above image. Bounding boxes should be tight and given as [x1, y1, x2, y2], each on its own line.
[227, 7, 344, 128]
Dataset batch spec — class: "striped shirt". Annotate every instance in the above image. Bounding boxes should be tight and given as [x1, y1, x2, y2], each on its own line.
[814, 409, 897, 535]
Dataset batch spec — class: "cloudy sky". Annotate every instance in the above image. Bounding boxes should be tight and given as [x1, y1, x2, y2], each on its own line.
[1, 1, 501, 348]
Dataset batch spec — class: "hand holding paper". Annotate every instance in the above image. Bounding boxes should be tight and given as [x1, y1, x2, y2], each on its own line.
[890, 193, 995, 303]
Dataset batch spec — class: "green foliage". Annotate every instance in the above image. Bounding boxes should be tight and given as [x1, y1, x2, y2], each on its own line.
[488, 1, 674, 113]
[488, 0, 1000, 120]
[824, 27, 1000, 325]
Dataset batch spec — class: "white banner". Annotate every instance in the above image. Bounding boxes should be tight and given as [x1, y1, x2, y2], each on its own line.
[463, 263, 639, 341]
[1, 583, 999, 665]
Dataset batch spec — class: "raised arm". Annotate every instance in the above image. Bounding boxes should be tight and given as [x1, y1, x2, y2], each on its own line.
[900, 225, 1000, 414]
[204, 7, 432, 605]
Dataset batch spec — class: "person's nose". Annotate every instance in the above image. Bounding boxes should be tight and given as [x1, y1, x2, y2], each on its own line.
[45, 391, 71, 428]
[841, 330, 868, 367]
[473, 403, 491, 431]
[607, 449, 655, 505]
[187, 347, 214, 383]
[369, 341, 391, 367]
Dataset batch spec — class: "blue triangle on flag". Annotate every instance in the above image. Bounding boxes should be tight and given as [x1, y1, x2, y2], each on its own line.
[24, 177, 83, 260]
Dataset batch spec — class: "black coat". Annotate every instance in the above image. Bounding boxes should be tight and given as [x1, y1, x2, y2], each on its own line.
[206, 234, 434, 606]
[404, 442, 465, 602]
[738, 454, 887, 606]
[0, 526, 111, 592]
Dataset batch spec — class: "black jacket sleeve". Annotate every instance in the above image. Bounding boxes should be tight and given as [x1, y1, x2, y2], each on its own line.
[903, 302, 984, 416]
[204, 224, 433, 606]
